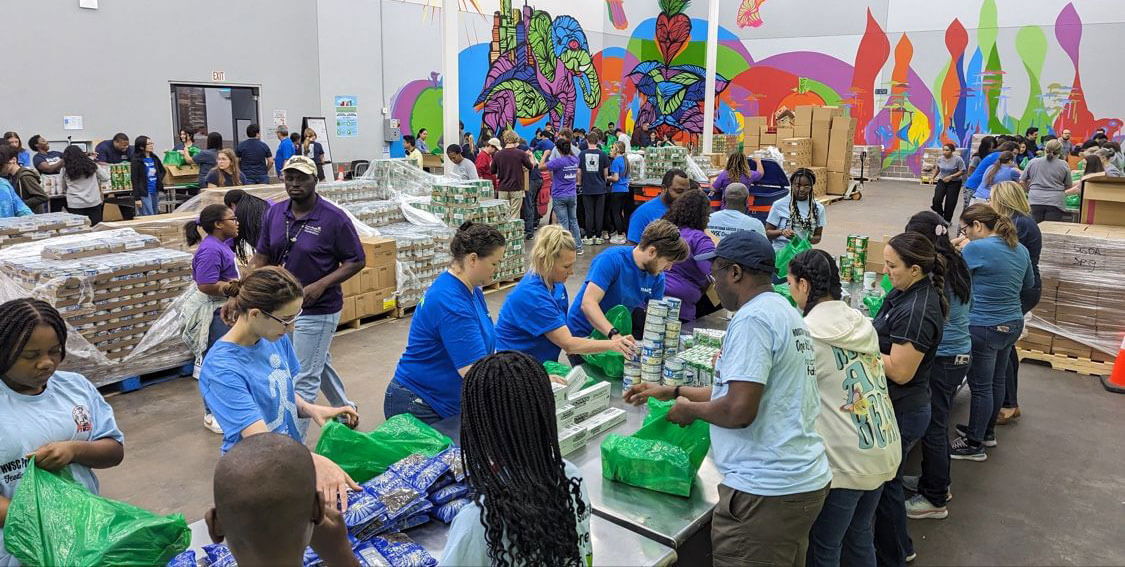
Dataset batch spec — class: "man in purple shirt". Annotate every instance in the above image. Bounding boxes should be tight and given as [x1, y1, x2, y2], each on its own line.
[252, 155, 365, 432]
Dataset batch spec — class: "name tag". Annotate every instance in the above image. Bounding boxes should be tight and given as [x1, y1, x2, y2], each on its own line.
[302, 224, 322, 236]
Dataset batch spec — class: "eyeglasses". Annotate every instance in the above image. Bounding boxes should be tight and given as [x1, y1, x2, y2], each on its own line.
[957, 225, 968, 236]
[261, 308, 302, 326]
[220, 216, 237, 222]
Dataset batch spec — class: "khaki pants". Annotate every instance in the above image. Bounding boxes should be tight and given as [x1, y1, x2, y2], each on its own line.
[712, 483, 830, 567]
[498, 190, 524, 220]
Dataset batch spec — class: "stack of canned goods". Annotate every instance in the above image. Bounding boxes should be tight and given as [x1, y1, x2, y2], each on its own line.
[638, 299, 670, 384]
[692, 328, 726, 349]
[839, 234, 869, 283]
[676, 345, 721, 387]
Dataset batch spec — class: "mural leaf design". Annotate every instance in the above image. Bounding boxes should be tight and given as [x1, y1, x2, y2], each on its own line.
[655, 0, 692, 65]
[529, 10, 556, 81]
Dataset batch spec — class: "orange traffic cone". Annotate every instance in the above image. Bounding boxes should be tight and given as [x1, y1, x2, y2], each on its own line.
[336, 164, 346, 181]
[1102, 336, 1125, 394]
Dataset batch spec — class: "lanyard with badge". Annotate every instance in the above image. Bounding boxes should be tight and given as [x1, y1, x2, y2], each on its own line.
[279, 210, 308, 267]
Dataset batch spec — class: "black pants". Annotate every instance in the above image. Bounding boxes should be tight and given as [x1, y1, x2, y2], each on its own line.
[67, 204, 104, 226]
[583, 193, 606, 238]
[523, 175, 541, 237]
[1030, 204, 1069, 223]
[577, 194, 587, 233]
[609, 193, 631, 235]
[1003, 286, 1041, 408]
[918, 354, 970, 507]
[931, 179, 962, 222]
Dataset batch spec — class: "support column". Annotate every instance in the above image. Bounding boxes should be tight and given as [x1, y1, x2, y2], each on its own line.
[701, 0, 720, 154]
[442, 0, 460, 153]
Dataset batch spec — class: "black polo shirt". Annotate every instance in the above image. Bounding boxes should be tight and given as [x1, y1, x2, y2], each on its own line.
[872, 277, 944, 414]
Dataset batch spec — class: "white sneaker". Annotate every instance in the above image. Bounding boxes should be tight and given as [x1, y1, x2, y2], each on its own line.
[203, 413, 224, 435]
[582, 237, 593, 246]
[610, 235, 626, 244]
[593, 237, 604, 245]
[906, 494, 949, 520]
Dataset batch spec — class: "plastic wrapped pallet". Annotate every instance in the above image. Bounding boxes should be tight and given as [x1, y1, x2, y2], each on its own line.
[0, 229, 196, 386]
[1023, 222, 1125, 363]
[850, 145, 882, 180]
[95, 213, 198, 252]
[0, 213, 91, 251]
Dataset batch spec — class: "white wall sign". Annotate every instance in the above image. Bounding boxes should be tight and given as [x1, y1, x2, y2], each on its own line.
[63, 116, 84, 130]
[211, 71, 225, 82]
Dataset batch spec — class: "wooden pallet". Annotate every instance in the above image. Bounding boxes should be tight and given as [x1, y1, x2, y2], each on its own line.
[483, 275, 522, 294]
[817, 195, 844, 207]
[394, 302, 418, 320]
[1017, 348, 1114, 377]
[335, 308, 397, 335]
[98, 362, 195, 396]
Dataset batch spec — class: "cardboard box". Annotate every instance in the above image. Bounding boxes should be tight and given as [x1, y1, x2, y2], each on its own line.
[826, 171, 850, 195]
[827, 116, 858, 171]
[776, 126, 795, 140]
[746, 116, 766, 133]
[355, 287, 396, 318]
[1052, 336, 1092, 359]
[361, 237, 397, 267]
[340, 295, 357, 323]
[813, 106, 844, 122]
[163, 164, 199, 186]
[1080, 176, 1125, 227]
[808, 166, 828, 197]
[761, 133, 777, 147]
[811, 120, 832, 167]
[795, 106, 815, 138]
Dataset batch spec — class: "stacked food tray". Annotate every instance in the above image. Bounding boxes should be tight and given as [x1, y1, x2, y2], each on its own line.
[0, 212, 91, 250]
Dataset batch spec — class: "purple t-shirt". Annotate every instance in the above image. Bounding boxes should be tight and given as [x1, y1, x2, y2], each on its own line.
[192, 235, 239, 285]
[547, 155, 579, 198]
[712, 170, 764, 201]
[257, 195, 365, 315]
[663, 227, 715, 321]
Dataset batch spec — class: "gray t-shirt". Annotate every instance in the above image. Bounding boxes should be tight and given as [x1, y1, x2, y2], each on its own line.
[1021, 156, 1071, 210]
[446, 157, 478, 180]
[936, 155, 965, 178]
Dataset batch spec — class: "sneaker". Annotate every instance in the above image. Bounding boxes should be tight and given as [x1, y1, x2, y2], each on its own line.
[203, 413, 223, 435]
[582, 237, 594, 246]
[610, 234, 625, 244]
[906, 494, 949, 520]
[903, 475, 953, 501]
[954, 424, 997, 447]
[576, 248, 585, 255]
[996, 406, 1021, 425]
[949, 435, 987, 461]
[593, 237, 604, 245]
[906, 552, 917, 563]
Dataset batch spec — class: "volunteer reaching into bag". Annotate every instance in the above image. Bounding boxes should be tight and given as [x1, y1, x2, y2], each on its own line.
[0, 299, 125, 566]
[199, 267, 360, 510]
[565, 219, 689, 366]
[495, 225, 635, 365]
[386, 222, 506, 424]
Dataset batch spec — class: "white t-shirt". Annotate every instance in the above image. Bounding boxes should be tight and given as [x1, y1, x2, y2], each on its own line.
[708, 209, 766, 241]
[441, 461, 591, 566]
[766, 195, 826, 251]
[446, 157, 479, 180]
[0, 371, 125, 567]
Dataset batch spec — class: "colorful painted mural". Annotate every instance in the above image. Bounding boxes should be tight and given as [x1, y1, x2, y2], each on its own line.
[387, 0, 1123, 172]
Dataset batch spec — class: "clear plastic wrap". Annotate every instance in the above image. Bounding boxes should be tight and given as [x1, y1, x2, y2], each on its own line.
[1023, 222, 1125, 362]
[95, 213, 197, 252]
[0, 229, 197, 386]
[0, 212, 91, 251]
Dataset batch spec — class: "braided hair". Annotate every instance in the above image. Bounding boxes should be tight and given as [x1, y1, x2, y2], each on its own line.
[904, 211, 971, 306]
[460, 351, 586, 567]
[224, 190, 269, 263]
[787, 249, 843, 316]
[0, 298, 68, 376]
[787, 168, 820, 237]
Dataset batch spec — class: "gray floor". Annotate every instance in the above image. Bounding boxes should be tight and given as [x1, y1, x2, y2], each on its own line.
[97, 179, 1125, 566]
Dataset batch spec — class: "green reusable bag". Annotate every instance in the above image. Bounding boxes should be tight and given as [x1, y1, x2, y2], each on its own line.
[3, 458, 190, 566]
[1065, 194, 1080, 209]
[582, 304, 632, 379]
[773, 283, 798, 308]
[775, 235, 812, 278]
[314, 414, 452, 484]
[162, 150, 184, 167]
[600, 399, 711, 497]
[543, 361, 570, 379]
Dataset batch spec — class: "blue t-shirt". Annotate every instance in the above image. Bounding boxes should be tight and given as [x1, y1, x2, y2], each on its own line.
[965, 151, 1000, 190]
[567, 246, 665, 338]
[236, 138, 274, 179]
[708, 209, 766, 241]
[937, 288, 971, 357]
[626, 197, 667, 243]
[961, 236, 1034, 326]
[712, 292, 831, 496]
[199, 336, 302, 454]
[766, 195, 827, 252]
[275, 138, 296, 175]
[495, 272, 569, 363]
[535, 138, 555, 153]
[144, 157, 158, 194]
[393, 271, 495, 418]
[975, 165, 1020, 200]
[15, 150, 31, 168]
[610, 156, 630, 193]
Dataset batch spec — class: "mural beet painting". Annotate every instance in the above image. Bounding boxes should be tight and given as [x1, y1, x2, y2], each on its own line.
[387, 0, 1122, 174]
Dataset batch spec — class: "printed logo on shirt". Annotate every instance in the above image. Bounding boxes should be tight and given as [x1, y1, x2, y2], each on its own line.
[831, 346, 898, 449]
[72, 405, 93, 433]
[302, 224, 322, 236]
[0, 456, 30, 485]
[584, 153, 600, 172]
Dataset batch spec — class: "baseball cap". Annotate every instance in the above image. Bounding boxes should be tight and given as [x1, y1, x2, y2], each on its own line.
[487, 137, 502, 150]
[282, 155, 317, 176]
[696, 230, 775, 274]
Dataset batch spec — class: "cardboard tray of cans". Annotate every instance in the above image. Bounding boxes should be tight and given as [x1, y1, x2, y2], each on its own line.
[95, 213, 199, 252]
[0, 229, 195, 386]
[0, 213, 91, 250]
[850, 145, 883, 180]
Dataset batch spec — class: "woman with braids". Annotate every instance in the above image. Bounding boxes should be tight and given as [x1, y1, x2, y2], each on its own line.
[442, 351, 591, 566]
[899, 211, 972, 522]
[182, 204, 241, 435]
[765, 168, 826, 251]
[871, 232, 946, 566]
[662, 189, 719, 321]
[788, 249, 900, 567]
[711, 152, 764, 202]
[387, 222, 506, 423]
[948, 204, 1033, 461]
[223, 189, 270, 264]
[495, 225, 634, 364]
[0, 299, 125, 566]
[199, 266, 361, 510]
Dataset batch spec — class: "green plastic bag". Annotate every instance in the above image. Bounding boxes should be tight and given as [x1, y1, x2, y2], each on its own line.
[773, 283, 798, 308]
[862, 275, 895, 317]
[162, 150, 184, 167]
[582, 304, 632, 379]
[1065, 194, 1081, 209]
[4, 458, 190, 566]
[314, 414, 452, 484]
[543, 360, 570, 379]
[775, 235, 811, 278]
[601, 399, 711, 497]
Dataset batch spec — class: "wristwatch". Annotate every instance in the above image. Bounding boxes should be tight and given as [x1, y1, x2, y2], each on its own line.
[607, 328, 620, 338]
[674, 385, 682, 399]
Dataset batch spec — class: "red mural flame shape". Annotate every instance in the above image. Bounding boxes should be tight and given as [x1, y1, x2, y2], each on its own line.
[850, 8, 890, 145]
[887, 34, 915, 158]
[939, 19, 968, 144]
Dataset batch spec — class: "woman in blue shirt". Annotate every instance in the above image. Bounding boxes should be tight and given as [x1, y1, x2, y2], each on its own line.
[974, 151, 1020, 201]
[495, 225, 635, 365]
[607, 142, 632, 244]
[950, 204, 1034, 461]
[386, 222, 506, 424]
[129, 136, 165, 217]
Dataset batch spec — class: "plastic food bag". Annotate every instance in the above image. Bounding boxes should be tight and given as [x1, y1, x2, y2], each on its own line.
[429, 482, 470, 505]
[775, 235, 811, 278]
[3, 458, 190, 567]
[162, 150, 184, 167]
[315, 414, 452, 484]
[582, 304, 632, 378]
[543, 360, 570, 381]
[1065, 194, 1080, 208]
[433, 497, 472, 523]
[600, 399, 711, 497]
[773, 283, 798, 307]
[387, 453, 450, 492]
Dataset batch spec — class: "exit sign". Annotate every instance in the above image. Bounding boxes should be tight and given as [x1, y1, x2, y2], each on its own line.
[211, 71, 225, 82]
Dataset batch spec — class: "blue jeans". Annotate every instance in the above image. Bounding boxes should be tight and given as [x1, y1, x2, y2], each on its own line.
[919, 354, 970, 506]
[808, 486, 883, 567]
[246, 173, 270, 184]
[553, 195, 582, 250]
[291, 311, 353, 436]
[383, 379, 442, 425]
[967, 321, 1022, 443]
[139, 193, 157, 216]
[874, 404, 931, 567]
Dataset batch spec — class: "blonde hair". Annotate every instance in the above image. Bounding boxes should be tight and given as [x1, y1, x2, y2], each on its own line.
[530, 225, 576, 277]
[302, 128, 317, 153]
[990, 181, 1031, 217]
[1043, 139, 1063, 160]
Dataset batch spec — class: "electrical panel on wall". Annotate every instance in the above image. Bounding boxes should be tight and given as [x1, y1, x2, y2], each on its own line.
[384, 118, 401, 141]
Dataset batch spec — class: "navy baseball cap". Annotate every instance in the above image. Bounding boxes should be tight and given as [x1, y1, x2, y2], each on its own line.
[696, 230, 776, 274]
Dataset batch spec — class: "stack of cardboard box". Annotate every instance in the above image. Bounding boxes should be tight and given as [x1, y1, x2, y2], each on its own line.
[851, 145, 883, 180]
[780, 138, 812, 171]
[825, 112, 857, 195]
[743, 117, 766, 151]
[339, 237, 398, 324]
[919, 148, 945, 183]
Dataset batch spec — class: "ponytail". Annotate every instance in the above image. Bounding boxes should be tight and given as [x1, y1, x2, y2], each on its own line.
[983, 151, 1014, 188]
[904, 211, 972, 305]
[184, 220, 204, 247]
[788, 249, 842, 316]
[888, 232, 949, 319]
[961, 203, 1019, 247]
[221, 266, 304, 319]
[185, 203, 232, 248]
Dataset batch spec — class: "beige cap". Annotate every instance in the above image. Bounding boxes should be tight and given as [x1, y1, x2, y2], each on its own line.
[487, 137, 502, 150]
[282, 155, 317, 175]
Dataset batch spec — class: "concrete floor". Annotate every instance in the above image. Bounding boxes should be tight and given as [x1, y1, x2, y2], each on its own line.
[97, 180, 1125, 565]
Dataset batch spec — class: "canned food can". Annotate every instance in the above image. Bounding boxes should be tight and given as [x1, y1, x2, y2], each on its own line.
[839, 256, 853, 282]
[641, 371, 662, 384]
[852, 265, 865, 282]
[646, 300, 668, 319]
[863, 271, 878, 290]
[854, 235, 869, 252]
[623, 375, 637, 389]
[665, 357, 684, 371]
[665, 319, 682, 335]
[683, 363, 698, 386]
[640, 353, 663, 366]
[846, 234, 857, 254]
[644, 320, 666, 334]
[642, 331, 664, 344]
[663, 297, 682, 317]
[662, 367, 683, 386]
[641, 362, 663, 375]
